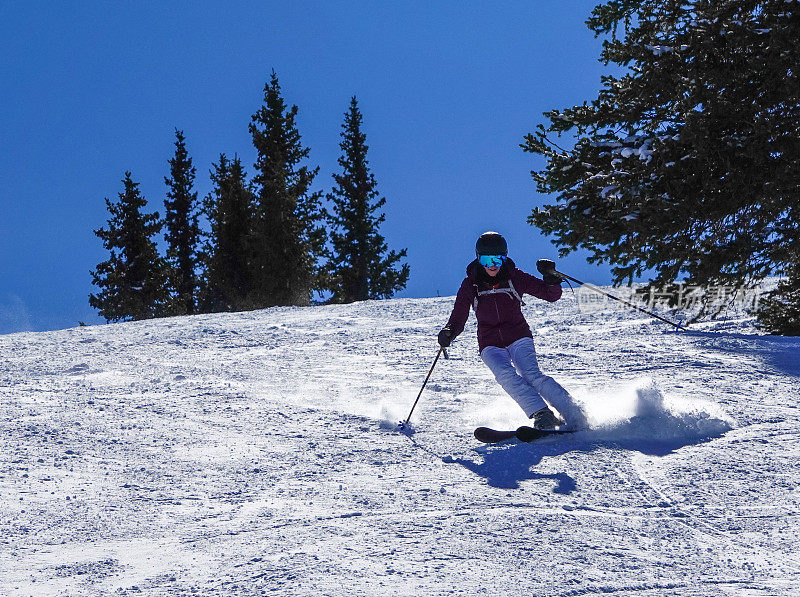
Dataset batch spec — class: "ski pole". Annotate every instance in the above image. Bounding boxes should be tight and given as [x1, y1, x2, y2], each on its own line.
[548, 267, 684, 331]
[399, 346, 444, 429]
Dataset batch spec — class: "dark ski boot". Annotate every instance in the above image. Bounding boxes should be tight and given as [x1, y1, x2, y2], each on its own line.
[531, 406, 561, 430]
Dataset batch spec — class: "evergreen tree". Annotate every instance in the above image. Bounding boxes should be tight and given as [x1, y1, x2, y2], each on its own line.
[756, 262, 800, 335]
[89, 172, 169, 322]
[201, 154, 253, 312]
[524, 0, 799, 323]
[326, 97, 409, 303]
[248, 71, 326, 307]
[163, 129, 201, 315]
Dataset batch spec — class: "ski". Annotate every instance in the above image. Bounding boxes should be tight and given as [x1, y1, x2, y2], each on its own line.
[474, 425, 573, 444]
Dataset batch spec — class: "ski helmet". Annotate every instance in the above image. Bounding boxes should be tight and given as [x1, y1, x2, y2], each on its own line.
[475, 231, 507, 257]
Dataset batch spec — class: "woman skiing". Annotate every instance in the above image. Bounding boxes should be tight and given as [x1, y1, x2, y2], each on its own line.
[438, 231, 587, 430]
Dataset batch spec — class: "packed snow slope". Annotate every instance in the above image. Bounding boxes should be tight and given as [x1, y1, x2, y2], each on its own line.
[2, 291, 799, 596]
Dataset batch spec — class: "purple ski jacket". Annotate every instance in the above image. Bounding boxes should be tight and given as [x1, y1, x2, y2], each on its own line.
[445, 258, 562, 352]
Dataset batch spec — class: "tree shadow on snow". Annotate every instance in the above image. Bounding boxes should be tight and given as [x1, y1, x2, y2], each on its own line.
[684, 330, 800, 377]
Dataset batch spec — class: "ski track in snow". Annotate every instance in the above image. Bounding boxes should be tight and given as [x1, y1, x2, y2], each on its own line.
[1, 293, 799, 596]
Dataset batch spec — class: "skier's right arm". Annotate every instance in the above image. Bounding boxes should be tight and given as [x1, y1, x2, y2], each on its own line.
[439, 278, 472, 347]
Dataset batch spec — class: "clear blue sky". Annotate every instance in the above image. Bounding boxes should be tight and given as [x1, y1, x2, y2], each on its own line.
[1, 1, 612, 333]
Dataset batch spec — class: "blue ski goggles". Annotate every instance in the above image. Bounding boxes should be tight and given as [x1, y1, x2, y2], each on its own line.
[479, 254, 507, 268]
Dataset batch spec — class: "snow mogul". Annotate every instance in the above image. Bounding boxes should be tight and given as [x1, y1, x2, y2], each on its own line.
[437, 231, 588, 431]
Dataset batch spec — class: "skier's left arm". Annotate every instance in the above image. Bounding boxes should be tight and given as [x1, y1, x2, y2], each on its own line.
[514, 266, 562, 302]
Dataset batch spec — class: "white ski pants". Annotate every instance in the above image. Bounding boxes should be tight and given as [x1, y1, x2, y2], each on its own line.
[480, 337, 587, 429]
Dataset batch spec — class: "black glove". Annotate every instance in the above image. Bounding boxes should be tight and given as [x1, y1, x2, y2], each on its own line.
[437, 326, 453, 348]
[537, 259, 564, 285]
[543, 273, 563, 286]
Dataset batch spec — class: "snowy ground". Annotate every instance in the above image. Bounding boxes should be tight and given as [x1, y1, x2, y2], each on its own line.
[1, 290, 799, 596]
